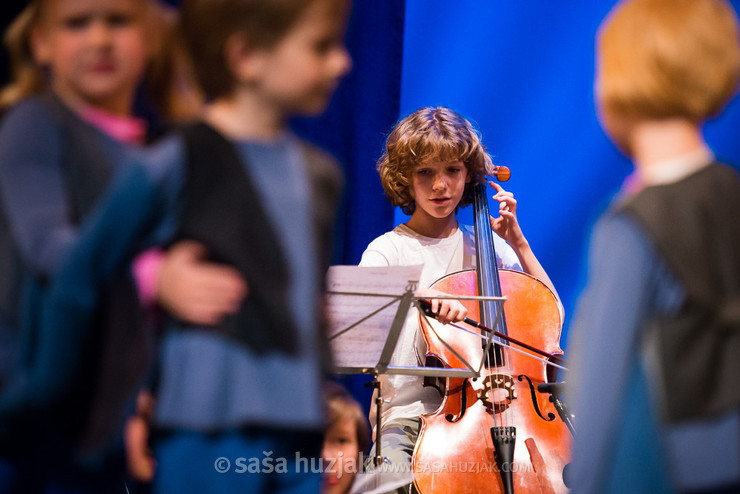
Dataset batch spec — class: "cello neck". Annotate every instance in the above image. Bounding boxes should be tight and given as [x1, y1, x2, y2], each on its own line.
[472, 182, 507, 335]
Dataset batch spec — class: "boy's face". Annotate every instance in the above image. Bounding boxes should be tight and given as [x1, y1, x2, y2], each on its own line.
[32, 0, 150, 114]
[244, 0, 352, 116]
[409, 160, 470, 222]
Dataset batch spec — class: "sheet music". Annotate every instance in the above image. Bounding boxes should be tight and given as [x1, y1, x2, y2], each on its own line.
[325, 265, 423, 369]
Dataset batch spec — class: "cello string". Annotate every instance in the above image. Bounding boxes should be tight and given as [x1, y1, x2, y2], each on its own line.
[477, 181, 509, 430]
[485, 183, 509, 429]
[477, 301, 506, 374]
[475, 183, 496, 428]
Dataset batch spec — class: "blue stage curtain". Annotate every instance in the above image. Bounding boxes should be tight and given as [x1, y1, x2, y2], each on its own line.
[399, 0, 740, 348]
[292, 1, 405, 267]
[292, 1, 407, 414]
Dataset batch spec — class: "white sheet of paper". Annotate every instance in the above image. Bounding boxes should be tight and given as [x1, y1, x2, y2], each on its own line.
[325, 265, 423, 370]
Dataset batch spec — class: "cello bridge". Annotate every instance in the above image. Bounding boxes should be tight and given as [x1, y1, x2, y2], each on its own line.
[479, 373, 516, 413]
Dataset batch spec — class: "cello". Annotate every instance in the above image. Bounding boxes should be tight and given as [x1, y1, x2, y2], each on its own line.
[412, 171, 571, 493]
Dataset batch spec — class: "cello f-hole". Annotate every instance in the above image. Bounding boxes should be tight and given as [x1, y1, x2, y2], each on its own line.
[445, 379, 469, 423]
[518, 374, 556, 422]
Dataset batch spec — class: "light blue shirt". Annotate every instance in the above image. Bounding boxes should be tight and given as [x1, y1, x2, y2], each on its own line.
[153, 133, 325, 431]
[567, 211, 740, 493]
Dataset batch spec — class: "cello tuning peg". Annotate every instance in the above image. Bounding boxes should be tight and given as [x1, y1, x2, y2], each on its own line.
[493, 166, 511, 182]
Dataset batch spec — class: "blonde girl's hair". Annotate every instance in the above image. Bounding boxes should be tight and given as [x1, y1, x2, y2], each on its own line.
[377, 106, 494, 215]
[0, 3, 43, 111]
[144, 2, 204, 121]
[0, 0, 203, 121]
[597, 0, 740, 122]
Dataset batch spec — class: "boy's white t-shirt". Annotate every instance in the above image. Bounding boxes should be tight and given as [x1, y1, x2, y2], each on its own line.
[359, 223, 522, 429]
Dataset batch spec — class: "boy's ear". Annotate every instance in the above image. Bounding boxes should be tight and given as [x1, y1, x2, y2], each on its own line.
[465, 169, 473, 183]
[223, 32, 265, 84]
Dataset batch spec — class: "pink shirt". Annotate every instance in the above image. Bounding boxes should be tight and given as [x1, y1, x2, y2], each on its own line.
[80, 105, 161, 306]
[79, 105, 147, 145]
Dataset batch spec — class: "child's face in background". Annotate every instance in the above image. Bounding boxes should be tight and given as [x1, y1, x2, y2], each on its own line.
[322, 415, 361, 494]
[31, 0, 151, 115]
[409, 160, 470, 223]
[247, 0, 352, 117]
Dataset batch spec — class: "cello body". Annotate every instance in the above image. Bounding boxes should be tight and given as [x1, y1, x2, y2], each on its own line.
[413, 269, 569, 493]
[412, 180, 571, 493]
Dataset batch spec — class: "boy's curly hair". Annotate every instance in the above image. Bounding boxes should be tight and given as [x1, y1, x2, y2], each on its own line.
[377, 107, 494, 215]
